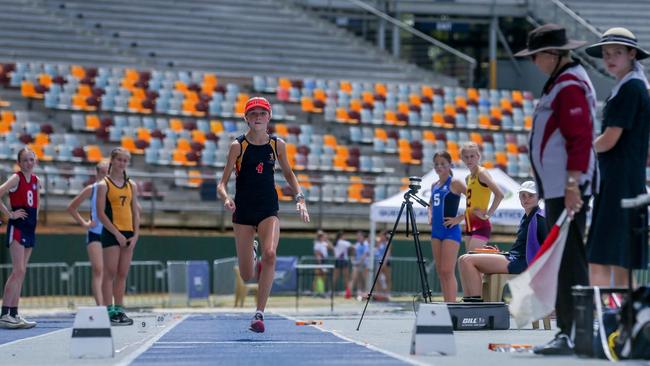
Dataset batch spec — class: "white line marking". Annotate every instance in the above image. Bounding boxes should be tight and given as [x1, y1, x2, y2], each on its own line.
[157, 341, 350, 344]
[114, 314, 189, 366]
[278, 313, 427, 366]
[0, 328, 69, 348]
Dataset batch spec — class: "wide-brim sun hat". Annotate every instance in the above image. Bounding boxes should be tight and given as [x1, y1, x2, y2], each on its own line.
[244, 97, 272, 115]
[585, 27, 650, 60]
[514, 23, 587, 57]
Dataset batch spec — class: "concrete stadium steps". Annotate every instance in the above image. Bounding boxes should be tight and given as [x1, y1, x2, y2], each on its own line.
[35, 0, 440, 82]
[0, 0, 139, 66]
[563, 0, 650, 45]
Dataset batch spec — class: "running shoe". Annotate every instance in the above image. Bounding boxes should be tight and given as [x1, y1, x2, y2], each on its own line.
[249, 312, 265, 333]
[110, 311, 134, 326]
[0, 314, 21, 329]
[14, 314, 36, 329]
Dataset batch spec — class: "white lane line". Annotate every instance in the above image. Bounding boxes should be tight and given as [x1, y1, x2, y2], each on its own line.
[278, 313, 427, 366]
[0, 328, 69, 348]
[114, 314, 189, 366]
[156, 341, 350, 344]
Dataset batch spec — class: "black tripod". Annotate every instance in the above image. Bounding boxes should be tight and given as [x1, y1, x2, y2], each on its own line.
[357, 180, 432, 330]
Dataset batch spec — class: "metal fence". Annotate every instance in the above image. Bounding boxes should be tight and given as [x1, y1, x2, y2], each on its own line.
[1, 261, 167, 308]
[2, 259, 649, 308]
[297, 255, 445, 296]
[0, 263, 70, 308]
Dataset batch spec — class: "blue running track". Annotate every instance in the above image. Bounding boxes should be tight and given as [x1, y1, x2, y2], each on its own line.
[0, 315, 74, 345]
[133, 314, 407, 365]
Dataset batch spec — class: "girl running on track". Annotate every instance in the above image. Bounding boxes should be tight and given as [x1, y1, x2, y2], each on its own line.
[428, 151, 465, 302]
[67, 160, 109, 305]
[218, 97, 310, 333]
[0, 147, 39, 329]
[96, 147, 140, 326]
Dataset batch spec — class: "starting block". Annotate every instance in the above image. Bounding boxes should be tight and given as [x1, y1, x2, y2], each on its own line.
[70, 306, 114, 359]
[410, 303, 456, 356]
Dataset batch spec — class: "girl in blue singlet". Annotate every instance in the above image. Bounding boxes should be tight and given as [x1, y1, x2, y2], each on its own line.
[67, 160, 109, 305]
[428, 151, 466, 302]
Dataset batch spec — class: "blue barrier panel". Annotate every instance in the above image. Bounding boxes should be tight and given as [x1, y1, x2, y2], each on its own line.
[271, 256, 297, 293]
[186, 261, 209, 301]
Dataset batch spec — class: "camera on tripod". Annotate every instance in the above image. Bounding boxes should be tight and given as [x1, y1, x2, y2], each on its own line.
[408, 176, 422, 193]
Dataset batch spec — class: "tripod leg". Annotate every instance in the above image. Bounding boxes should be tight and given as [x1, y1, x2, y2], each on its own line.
[407, 200, 433, 303]
[356, 200, 406, 331]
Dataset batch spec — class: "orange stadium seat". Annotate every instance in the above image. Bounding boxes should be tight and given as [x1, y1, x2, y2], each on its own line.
[478, 114, 491, 129]
[323, 134, 337, 148]
[335, 108, 349, 123]
[187, 170, 202, 188]
[524, 116, 532, 130]
[495, 152, 508, 166]
[33, 132, 49, 147]
[137, 128, 151, 142]
[174, 81, 188, 93]
[72, 94, 89, 110]
[21, 81, 42, 99]
[467, 88, 479, 102]
[170, 118, 184, 132]
[191, 130, 206, 145]
[202, 73, 218, 94]
[129, 96, 144, 113]
[27, 144, 44, 160]
[500, 98, 513, 113]
[85, 145, 103, 163]
[423, 130, 436, 143]
[340, 80, 352, 93]
[349, 99, 362, 113]
[71, 65, 86, 80]
[409, 94, 421, 107]
[177, 138, 191, 152]
[421, 86, 433, 99]
[38, 74, 52, 88]
[384, 110, 398, 125]
[274, 123, 289, 138]
[374, 83, 387, 97]
[374, 128, 387, 141]
[278, 78, 292, 90]
[172, 149, 195, 166]
[362, 91, 374, 105]
[470, 132, 483, 146]
[313, 89, 326, 102]
[433, 112, 444, 127]
[275, 185, 293, 202]
[86, 115, 101, 131]
[455, 96, 467, 109]
[210, 120, 224, 135]
[1, 110, 15, 124]
[347, 176, 364, 203]
[301, 97, 315, 113]
[78, 84, 92, 98]
[397, 102, 409, 115]
[296, 174, 311, 189]
[122, 136, 143, 155]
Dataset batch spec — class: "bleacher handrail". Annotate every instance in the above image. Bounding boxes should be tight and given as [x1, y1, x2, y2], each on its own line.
[344, 0, 477, 86]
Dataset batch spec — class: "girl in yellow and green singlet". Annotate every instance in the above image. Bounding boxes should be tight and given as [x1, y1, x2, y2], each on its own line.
[96, 147, 140, 326]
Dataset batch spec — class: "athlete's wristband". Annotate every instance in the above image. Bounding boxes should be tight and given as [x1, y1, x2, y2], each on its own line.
[295, 192, 305, 202]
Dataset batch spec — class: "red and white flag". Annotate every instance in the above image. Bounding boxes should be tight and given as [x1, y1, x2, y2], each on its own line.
[508, 210, 570, 328]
